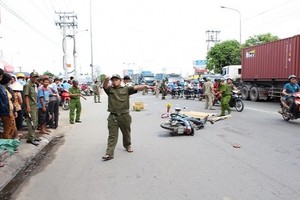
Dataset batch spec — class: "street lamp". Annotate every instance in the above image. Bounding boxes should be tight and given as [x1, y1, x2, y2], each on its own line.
[221, 6, 241, 44]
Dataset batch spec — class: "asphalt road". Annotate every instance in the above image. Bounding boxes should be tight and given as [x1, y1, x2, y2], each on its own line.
[11, 92, 300, 200]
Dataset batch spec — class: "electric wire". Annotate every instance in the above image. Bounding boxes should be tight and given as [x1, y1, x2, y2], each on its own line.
[0, 0, 60, 47]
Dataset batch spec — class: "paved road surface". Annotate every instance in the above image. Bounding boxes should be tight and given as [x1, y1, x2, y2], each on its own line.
[12, 93, 300, 200]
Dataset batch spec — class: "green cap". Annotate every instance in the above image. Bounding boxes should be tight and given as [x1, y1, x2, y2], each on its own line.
[30, 71, 39, 78]
[110, 74, 121, 80]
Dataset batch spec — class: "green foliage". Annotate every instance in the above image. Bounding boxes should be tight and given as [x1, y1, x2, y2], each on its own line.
[243, 33, 279, 48]
[43, 71, 55, 77]
[206, 40, 241, 73]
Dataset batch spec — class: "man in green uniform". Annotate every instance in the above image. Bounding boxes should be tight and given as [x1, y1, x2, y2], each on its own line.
[69, 80, 86, 124]
[102, 74, 148, 160]
[23, 72, 40, 146]
[219, 79, 232, 116]
[92, 80, 101, 103]
[160, 79, 167, 100]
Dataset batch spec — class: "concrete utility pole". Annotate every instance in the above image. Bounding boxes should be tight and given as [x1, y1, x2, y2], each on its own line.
[206, 30, 220, 52]
[55, 12, 78, 79]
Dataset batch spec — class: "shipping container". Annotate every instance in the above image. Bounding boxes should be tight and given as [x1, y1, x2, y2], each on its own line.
[240, 35, 300, 101]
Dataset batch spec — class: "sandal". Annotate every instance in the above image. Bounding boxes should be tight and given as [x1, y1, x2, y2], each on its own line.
[102, 154, 113, 160]
[126, 146, 133, 153]
[40, 131, 49, 135]
[0, 162, 4, 167]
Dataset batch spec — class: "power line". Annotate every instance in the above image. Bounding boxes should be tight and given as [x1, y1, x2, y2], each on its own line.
[0, 0, 59, 46]
[243, 0, 297, 22]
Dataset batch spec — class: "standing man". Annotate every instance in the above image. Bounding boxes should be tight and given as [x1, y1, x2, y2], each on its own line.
[23, 72, 40, 146]
[202, 77, 215, 110]
[102, 74, 148, 160]
[92, 80, 101, 103]
[160, 79, 167, 100]
[123, 75, 132, 86]
[219, 79, 232, 116]
[48, 77, 60, 129]
[37, 77, 50, 134]
[69, 80, 86, 124]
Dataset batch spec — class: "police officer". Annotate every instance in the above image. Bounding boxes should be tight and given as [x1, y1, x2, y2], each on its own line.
[92, 80, 101, 103]
[23, 72, 40, 146]
[102, 74, 148, 160]
[69, 80, 86, 124]
[219, 79, 231, 116]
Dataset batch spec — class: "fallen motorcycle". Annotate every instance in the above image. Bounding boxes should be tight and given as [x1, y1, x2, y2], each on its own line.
[160, 108, 209, 136]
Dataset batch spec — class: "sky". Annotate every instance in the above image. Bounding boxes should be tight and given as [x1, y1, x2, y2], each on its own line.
[0, 0, 300, 79]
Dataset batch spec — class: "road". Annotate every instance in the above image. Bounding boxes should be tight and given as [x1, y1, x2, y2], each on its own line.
[12, 92, 300, 200]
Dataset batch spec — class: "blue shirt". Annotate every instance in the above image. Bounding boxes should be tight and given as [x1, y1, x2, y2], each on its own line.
[283, 82, 300, 95]
[62, 82, 71, 91]
[37, 87, 50, 108]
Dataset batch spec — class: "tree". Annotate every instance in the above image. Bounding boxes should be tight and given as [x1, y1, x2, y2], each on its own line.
[43, 70, 55, 77]
[206, 40, 241, 73]
[243, 33, 279, 48]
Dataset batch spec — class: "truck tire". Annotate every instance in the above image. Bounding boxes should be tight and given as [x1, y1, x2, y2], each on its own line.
[250, 87, 259, 101]
[241, 87, 249, 100]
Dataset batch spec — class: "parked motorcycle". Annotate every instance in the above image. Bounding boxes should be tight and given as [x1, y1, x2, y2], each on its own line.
[61, 90, 70, 110]
[160, 108, 210, 136]
[184, 87, 197, 100]
[171, 86, 183, 99]
[279, 91, 300, 121]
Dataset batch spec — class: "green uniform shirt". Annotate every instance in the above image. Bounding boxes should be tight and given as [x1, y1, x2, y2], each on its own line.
[219, 84, 231, 97]
[69, 87, 80, 99]
[104, 86, 137, 114]
[23, 81, 38, 107]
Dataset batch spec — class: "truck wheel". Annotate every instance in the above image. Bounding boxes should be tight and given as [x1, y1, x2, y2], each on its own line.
[241, 87, 249, 100]
[250, 87, 259, 101]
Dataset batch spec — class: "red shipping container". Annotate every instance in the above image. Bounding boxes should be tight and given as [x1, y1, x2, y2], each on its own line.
[242, 35, 300, 82]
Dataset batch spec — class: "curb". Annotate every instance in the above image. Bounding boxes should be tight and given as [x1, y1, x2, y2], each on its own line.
[0, 110, 69, 199]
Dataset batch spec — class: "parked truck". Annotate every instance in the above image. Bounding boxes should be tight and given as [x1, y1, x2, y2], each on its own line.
[223, 35, 300, 101]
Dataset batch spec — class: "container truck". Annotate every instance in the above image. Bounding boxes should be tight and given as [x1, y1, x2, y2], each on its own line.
[238, 35, 300, 101]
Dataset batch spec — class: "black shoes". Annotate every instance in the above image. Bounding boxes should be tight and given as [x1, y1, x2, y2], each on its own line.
[75, 120, 82, 123]
[35, 137, 42, 142]
[26, 140, 39, 146]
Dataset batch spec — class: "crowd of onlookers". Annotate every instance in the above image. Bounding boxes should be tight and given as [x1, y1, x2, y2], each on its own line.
[0, 69, 77, 167]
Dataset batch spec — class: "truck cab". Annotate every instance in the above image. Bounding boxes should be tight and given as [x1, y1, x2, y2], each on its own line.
[222, 65, 242, 82]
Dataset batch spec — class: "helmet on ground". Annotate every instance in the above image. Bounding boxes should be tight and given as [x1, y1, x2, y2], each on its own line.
[288, 75, 297, 80]
[16, 72, 25, 78]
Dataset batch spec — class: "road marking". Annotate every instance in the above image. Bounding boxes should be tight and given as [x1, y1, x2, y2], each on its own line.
[246, 107, 279, 115]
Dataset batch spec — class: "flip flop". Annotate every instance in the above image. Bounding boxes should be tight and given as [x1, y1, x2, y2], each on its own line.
[102, 154, 113, 161]
[126, 146, 133, 153]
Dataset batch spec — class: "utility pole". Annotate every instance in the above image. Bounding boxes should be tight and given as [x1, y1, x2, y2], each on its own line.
[55, 12, 78, 79]
[206, 30, 220, 52]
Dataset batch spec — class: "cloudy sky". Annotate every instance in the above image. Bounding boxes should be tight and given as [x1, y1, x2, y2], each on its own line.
[0, 0, 300, 77]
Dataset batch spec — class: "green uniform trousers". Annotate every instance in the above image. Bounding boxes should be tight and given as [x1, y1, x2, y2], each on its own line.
[106, 113, 132, 156]
[94, 92, 100, 103]
[26, 107, 38, 141]
[221, 95, 231, 115]
[69, 99, 81, 122]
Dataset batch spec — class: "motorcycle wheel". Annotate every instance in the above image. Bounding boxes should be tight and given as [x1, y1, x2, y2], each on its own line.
[62, 101, 70, 110]
[235, 99, 244, 112]
[281, 107, 291, 121]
